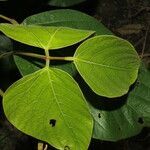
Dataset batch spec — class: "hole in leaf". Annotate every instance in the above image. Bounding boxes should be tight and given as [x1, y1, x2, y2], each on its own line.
[98, 113, 101, 118]
[136, 80, 140, 85]
[49, 119, 56, 127]
[64, 146, 70, 150]
[138, 117, 144, 124]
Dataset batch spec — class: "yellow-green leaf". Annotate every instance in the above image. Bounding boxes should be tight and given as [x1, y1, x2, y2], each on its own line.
[3, 67, 93, 149]
[0, 23, 94, 50]
[74, 35, 140, 98]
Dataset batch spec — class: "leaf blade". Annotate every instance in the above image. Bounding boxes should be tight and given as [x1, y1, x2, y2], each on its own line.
[91, 103, 142, 141]
[0, 23, 94, 50]
[3, 67, 93, 149]
[74, 35, 140, 97]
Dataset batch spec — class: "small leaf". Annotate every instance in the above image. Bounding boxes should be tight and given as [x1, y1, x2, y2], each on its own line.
[48, 0, 86, 7]
[74, 35, 140, 97]
[0, 23, 94, 50]
[0, 34, 15, 71]
[13, 55, 41, 76]
[3, 67, 93, 149]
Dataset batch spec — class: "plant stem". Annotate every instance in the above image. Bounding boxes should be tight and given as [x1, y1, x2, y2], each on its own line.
[15, 52, 74, 61]
[16, 52, 45, 60]
[141, 53, 150, 58]
[0, 14, 19, 25]
[0, 88, 4, 97]
[49, 56, 74, 61]
[45, 50, 50, 67]
[0, 51, 13, 59]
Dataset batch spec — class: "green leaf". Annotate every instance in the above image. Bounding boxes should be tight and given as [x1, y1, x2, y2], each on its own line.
[90, 104, 142, 141]
[0, 34, 15, 71]
[0, 34, 12, 67]
[74, 35, 140, 98]
[3, 67, 93, 149]
[0, 34, 12, 53]
[54, 62, 77, 77]
[48, 0, 86, 7]
[0, 23, 94, 50]
[23, 9, 112, 35]
[13, 55, 41, 76]
[91, 65, 150, 141]
[127, 65, 150, 126]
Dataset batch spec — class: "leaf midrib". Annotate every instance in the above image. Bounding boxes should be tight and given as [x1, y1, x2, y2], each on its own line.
[74, 58, 135, 71]
[46, 68, 79, 149]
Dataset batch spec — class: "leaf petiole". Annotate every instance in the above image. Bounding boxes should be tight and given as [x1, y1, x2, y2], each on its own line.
[0, 51, 13, 59]
[0, 14, 19, 25]
[15, 52, 74, 61]
[45, 50, 50, 67]
[0, 88, 4, 97]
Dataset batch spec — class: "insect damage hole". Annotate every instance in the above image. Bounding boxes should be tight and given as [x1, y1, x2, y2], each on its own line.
[49, 119, 56, 127]
[138, 117, 144, 124]
[98, 113, 101, 118]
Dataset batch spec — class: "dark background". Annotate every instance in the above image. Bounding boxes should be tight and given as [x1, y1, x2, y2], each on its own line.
[0, 0, 150, 150]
